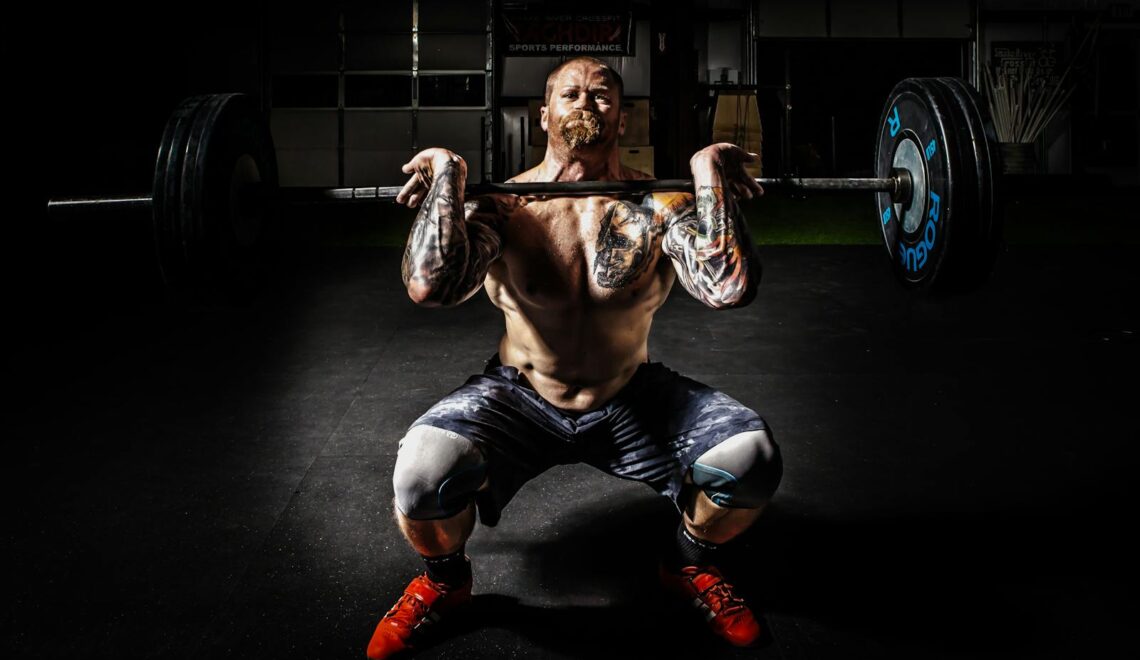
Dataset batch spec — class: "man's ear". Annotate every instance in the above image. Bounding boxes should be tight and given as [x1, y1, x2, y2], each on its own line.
[540, 105, 549, 133]
[618, 109, 627, 137]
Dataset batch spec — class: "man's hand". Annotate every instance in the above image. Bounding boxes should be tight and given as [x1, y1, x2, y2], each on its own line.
[396, 148, 467, 208]
[690, 144, 763, 200]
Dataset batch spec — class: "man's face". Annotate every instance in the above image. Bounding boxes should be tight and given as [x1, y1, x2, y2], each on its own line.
[541, 62, 626, 152]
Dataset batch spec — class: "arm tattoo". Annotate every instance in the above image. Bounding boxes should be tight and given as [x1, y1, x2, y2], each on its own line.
[401, 160, 510, 306]
[660, 176, 761, 308]
[594, 200, 660, 288]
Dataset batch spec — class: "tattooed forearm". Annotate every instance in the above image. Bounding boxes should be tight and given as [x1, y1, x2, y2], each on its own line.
[401, 160, 508, 306]
[660, 178, 760, 308]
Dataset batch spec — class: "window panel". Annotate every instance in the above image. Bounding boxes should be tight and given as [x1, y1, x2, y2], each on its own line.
[345, 74, 413, 107]
[419, 74, 485, 107]
[344, 111, 414, 149]
[418, 34, 486, 70]
[343, 1, 413, 31]
[418, 110, 484, 149]
[418, 0, 487, 32]
[270, 110, 339, 148]
[272, 74, 338, 108]
[346, 33, 413, 70]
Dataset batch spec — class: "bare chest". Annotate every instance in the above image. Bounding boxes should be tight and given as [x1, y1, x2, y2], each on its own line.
[490, 196, 669, 306]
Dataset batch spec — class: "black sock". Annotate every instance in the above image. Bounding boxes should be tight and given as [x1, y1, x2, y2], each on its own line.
[422, 548, 471, 588]
[667, 523, 720, 570]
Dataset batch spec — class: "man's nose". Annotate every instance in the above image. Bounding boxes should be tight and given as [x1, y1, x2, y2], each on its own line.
[572, 94, 595, 110]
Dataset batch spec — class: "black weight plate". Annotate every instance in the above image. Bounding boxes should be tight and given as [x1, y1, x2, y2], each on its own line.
[152, 95, 209, 286]
[919, 78, 983, 292]
[936, 77, 1001, 290]
[178, 93, 278, 288]
[180, 94, 229, 278]
[875, 78, 956, 289]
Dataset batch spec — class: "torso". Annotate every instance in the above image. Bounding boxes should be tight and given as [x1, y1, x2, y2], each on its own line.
[483, 165, 676, 412]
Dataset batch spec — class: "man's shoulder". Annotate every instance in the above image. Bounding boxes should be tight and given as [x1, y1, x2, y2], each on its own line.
[506, 165, 543, 184]
[643, 188, 695, 226]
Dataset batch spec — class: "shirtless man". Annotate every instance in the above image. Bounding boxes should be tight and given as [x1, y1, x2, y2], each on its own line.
[367, 57, 783, 659]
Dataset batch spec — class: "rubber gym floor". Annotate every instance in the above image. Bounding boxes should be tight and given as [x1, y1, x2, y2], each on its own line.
[8, 187, 1138, 660]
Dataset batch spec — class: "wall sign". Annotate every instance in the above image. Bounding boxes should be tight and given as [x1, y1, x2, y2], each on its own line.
[502, 11, 634, 56]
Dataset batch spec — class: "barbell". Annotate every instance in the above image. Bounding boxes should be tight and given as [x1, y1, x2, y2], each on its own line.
[47, 76, 1000, 292]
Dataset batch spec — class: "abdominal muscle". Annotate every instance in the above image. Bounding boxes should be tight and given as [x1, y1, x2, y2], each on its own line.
[485, 269, 672, 412]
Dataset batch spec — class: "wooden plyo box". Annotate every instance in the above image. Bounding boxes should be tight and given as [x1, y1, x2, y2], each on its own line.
[711, 92, 763, 177]
[620, 146, 654, 176]
[619, 99, 651, 146]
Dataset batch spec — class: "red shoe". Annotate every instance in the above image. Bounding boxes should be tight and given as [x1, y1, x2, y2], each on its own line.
[366, 572, 473, 659]
[659, 563, 763, 647]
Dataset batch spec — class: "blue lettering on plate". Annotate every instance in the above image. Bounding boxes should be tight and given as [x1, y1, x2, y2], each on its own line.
[925, 138, 937, 161]
[888, 106, 901, 138]
[882, 206, 892, 225]
[898, 190, 943, 273]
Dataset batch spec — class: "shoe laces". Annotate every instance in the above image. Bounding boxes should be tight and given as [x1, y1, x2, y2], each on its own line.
[698, 578, 748, 616]
[383, 591, 430, 627]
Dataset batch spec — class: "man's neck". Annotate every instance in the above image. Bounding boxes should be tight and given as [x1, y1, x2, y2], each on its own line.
[541, 144, 624, 181]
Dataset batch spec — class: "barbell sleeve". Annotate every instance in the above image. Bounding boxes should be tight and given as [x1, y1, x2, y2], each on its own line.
[47, 196, 154, 211]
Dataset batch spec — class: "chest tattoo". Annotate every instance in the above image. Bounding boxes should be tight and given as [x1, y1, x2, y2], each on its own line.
[593, 200, 660, 289]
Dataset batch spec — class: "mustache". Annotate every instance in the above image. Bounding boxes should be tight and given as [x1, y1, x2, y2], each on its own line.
[558, 109, 605, 148]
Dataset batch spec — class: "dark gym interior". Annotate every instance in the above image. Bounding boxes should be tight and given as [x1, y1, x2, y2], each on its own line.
[10, 1, 1139, 658]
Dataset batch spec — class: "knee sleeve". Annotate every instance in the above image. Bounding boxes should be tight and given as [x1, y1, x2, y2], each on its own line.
[392, 426, 487, 520]
[690, 430, 782, 508]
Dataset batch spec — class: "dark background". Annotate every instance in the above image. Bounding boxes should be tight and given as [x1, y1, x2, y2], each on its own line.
[9, 2, 1140, 659]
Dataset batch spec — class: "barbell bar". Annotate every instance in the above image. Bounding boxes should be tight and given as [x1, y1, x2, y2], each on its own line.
[47, 173, 913, 208]
[46, 77, 1000, 292]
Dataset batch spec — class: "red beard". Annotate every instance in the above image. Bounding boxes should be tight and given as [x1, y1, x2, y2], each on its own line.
[558, 110, 604, 148]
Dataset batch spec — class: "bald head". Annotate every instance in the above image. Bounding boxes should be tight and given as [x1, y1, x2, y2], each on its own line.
[543, 57, 624, 106]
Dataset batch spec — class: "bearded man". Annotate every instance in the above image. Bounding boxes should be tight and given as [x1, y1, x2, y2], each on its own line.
[367, 56, 782, 658]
